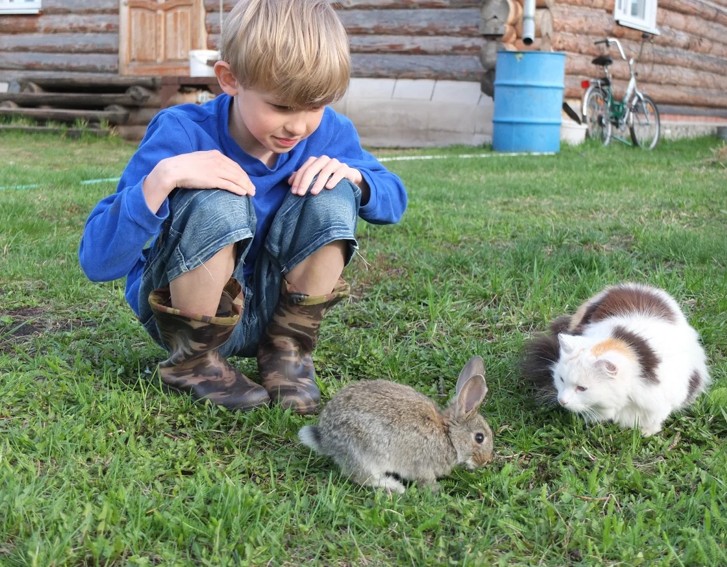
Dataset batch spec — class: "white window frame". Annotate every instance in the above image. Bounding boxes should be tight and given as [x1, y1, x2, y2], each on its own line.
[0, 0, 41, 15]
[614, 0, 659, 35]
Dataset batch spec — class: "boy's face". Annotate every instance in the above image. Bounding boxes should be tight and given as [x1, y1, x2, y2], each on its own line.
[229, 87, 325, 163]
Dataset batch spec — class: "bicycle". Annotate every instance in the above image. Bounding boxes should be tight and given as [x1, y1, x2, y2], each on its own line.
[581, 35, 660, 150]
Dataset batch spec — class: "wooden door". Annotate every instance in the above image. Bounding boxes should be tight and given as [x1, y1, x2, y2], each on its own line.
[120, 0, 207, 76]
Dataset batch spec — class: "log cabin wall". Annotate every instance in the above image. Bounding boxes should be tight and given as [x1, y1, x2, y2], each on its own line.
[204, 0, 486, 83]
[1, 0, 726, 142]
[0, 0, 119, 82]
[491, 0, 727, 117]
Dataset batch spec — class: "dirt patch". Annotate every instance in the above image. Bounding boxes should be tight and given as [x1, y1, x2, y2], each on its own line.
[0, 306, 97, 353]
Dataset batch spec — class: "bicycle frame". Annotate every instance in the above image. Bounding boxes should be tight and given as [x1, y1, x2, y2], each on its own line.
[581, 37, 655, 146]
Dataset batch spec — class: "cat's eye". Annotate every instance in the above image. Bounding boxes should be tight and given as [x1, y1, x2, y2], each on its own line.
[558, 376, 564, 383]
[475, 432, 486, 444]
[575, 385, 587, 392]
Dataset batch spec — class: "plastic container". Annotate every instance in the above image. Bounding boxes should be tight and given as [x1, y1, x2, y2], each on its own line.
[561, 120, 587, 145]
[189, 50, 219, 77]
[492, 51, 566, 153]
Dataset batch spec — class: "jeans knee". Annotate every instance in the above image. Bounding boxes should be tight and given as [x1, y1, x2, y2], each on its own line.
[171, 189, 254, 235]
[301, 179, 360, 231]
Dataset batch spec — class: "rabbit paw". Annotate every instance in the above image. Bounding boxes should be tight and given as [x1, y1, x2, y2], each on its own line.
[367, 474, 406, 494]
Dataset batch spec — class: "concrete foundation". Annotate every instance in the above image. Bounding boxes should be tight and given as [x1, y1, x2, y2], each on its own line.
[335, 80, 727, 149]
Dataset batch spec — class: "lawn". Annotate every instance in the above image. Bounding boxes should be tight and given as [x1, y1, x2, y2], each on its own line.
[1, 131, 725, 566]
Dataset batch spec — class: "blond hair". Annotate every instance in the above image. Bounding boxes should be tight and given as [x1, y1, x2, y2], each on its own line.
[220, 0, 351, 108]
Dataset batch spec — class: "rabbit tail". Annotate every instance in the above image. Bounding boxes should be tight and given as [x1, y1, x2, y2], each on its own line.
[298, 425, 323, 453]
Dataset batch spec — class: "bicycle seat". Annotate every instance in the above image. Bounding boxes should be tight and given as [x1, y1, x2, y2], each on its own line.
[592, 55, 613, 67]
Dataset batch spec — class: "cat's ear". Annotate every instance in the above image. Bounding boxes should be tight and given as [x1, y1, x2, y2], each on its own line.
[595, 357, 619, 377]
[558, 333, 578, 355]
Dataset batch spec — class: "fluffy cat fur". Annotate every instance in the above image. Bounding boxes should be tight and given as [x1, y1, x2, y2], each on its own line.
[522, 283, 710, 436]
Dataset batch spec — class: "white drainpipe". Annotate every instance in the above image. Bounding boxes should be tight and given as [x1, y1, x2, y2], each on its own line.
[522, 0, 536, 45]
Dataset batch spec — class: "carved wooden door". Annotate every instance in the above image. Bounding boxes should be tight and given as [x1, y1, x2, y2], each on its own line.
[120, 0, 207, 76]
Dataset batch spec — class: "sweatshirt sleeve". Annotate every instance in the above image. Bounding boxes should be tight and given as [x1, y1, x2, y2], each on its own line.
[324, 110, 408, 225]
[78, 113, 190, 282]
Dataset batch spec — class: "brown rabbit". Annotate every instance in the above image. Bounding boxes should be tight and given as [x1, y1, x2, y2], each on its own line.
[298, 356, 493, 493]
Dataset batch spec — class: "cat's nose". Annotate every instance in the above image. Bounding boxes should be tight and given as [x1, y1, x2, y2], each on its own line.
[558, 397, 568, 406]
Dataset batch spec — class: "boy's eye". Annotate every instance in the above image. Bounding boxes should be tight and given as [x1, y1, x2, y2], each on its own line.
[575, 385, 587, 392]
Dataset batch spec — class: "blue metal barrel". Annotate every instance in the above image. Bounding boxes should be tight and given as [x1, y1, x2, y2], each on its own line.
[493, 51, 566, 153]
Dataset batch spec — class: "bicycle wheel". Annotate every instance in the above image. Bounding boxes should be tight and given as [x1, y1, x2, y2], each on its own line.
[629, 94, 660, 150]
[584, 87, 611, 145]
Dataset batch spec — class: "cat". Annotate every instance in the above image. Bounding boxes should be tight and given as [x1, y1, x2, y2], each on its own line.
[522, 282, 710, 436]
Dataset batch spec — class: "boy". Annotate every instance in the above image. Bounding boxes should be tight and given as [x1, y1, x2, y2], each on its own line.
[78, 0, 407, 415]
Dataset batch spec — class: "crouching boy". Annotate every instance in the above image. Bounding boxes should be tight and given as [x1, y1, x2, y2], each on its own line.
[78, 0, 407, 414]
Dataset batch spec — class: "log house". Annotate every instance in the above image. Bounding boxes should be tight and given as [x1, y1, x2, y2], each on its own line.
[0, 0, 725, 144]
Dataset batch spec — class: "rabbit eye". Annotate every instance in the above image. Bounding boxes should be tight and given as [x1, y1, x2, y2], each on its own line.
[475, 432, 485, 444]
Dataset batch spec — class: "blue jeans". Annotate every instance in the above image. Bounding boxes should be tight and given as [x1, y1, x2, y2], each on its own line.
[139, 180, 361, 357]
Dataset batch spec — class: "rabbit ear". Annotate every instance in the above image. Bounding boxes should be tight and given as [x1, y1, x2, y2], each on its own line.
[455, 356, 485, 395]
[452, 374, 488, 418]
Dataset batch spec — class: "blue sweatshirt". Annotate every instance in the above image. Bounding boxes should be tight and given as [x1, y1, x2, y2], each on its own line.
[78, 94, 407, 316]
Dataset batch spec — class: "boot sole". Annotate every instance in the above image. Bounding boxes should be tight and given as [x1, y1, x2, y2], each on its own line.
[159, 381, 270, 411]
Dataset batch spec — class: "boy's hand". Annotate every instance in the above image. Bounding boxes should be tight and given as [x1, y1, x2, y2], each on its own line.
[288, 155, 364, 196]
[143, 150, 255, 212]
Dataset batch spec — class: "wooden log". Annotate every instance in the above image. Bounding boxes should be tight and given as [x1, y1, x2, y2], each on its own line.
[0, 124, 112, 138]
[0, 106, 130, 124]
[349, 35, 483, 55]
[13, 75, 160, 91]
[0, 15, 119, 35]
[0, 90, 155, 109]
[0, 70, 126, 84]
[554, 0, 612, 9]
[658, 8, 727, 45]
[502, 24, 517, 44]
[334, 0, 481, 7]
[659, 0, 727, 27]
[126, 86, 159, 105]
[338, 9, 482, 36]
[115, 124, 149, 141]
[0, 52, 119, 74]
[125, 106, 161, 126]
[553, 32, 727, 77]
[563, 75, 727, 109]
[351, 53, 483, 81]
[506, 0, 522, 27]
[566, 57, 727, 107]
[480, 0, 510, 36]
[656, 25, 723, 56]
[0, 33, 118, 54]
[550, 5, 615, 36]
[206, 0, 486, 8]
[35, 0, 118, 14]
[478, 40, 502, 70]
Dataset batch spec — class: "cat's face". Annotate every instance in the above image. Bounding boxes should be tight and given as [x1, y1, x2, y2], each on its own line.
[552, 334, 629, 418]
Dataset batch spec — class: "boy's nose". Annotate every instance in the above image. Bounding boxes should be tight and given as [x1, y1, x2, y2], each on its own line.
[284, 114, 308, 136]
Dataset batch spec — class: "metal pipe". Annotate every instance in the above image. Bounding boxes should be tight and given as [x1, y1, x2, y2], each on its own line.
[522, 0, 536, 45]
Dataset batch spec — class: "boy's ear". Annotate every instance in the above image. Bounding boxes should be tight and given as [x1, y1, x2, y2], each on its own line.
[214, 61, 239, 96]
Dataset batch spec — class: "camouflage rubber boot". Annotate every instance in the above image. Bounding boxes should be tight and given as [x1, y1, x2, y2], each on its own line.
[257, 278, 350, 414]
[149, 278, 270, 411]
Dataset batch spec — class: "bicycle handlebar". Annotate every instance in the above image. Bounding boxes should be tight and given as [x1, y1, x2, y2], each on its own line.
[594, 37, 628, 61]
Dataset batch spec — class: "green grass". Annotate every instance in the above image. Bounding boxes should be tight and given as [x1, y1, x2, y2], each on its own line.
[1, 131, 725, 566]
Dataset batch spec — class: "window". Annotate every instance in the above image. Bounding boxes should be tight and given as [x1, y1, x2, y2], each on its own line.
[614, 0, 659, 35]
[0, 0, 41, 14]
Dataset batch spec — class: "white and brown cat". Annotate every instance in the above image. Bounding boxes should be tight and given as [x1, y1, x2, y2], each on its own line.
[522, 283, 710, 436]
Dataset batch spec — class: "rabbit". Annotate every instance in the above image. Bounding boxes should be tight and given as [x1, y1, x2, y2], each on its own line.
[298, 356, 493, 493]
